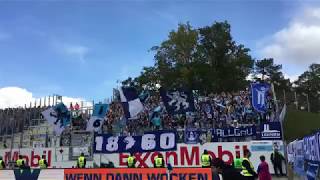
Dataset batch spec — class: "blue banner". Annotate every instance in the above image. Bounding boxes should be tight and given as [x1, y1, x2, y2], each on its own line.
[304, 134, 320, 162]
[160, 88, 195, 115]
[294, 156, 306, 176]
[53, 103, 71, 126]
[212, 126, 256, 141]
[306, 162, 319, 180]
[259, 122, 282, 140]
[92, 103, 109, 118]
[251, 83, 271, 113]
[94, 131, 177, 154]
[184, 129, 200, 144]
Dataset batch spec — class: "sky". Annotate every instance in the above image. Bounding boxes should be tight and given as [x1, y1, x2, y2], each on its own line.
[0, 0, 320, 108]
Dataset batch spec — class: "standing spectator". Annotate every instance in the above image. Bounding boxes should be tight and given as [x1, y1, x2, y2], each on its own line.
[241, 149, 257, 180]
[212, 158, 244, 180]
[201, 149, 212, 168]
[270, 149, 285, 176]
[151, 112, 161, 130]
[257, 155, 272, 180]
[70, 103, 74, 111]
[75, 103, 80, 111]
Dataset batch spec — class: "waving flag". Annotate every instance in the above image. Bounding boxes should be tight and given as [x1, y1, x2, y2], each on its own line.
[86, 103, 109, 132]
[92, 103, 109, 118]
[42, 103, 71, 135]
[160, 88, 195, 115]
[251, 83, 271, 113]
[119, 87, 144, 119]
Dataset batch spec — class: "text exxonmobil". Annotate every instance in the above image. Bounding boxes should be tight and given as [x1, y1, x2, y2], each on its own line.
[119, 144, 248, 168]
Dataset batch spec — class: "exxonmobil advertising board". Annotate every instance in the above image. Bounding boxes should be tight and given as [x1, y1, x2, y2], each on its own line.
[0, 148, 93, 169]
[65, 168, 212, 180]
[94, 141, 285, 174]
[0, 141, 284, 174]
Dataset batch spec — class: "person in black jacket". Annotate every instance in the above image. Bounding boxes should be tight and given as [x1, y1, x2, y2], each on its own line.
[271, 149, 285, 176]
[212, 158, 244, 180]
[241, 149, 257, 180]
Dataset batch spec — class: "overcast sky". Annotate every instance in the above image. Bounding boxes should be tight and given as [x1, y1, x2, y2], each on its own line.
[0, 0, 320, 108]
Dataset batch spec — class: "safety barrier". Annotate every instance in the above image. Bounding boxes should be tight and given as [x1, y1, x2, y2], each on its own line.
[0, 141, 285, 174]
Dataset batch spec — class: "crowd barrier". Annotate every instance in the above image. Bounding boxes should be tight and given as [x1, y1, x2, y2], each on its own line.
[288, 131, 320, 180]
[0, 168, 212, 180]
[0, 141, 285, 175]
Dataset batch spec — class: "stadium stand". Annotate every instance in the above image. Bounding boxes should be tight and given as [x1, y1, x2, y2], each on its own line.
[0, 87, 280, 149]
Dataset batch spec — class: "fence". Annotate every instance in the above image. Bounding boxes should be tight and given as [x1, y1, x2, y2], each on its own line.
[287, 131, 320, 180]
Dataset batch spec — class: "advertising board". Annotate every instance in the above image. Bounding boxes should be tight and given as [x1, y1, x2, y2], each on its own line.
[0, 141, 284, 174]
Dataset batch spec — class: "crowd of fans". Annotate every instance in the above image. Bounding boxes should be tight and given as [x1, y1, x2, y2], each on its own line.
[0, 87, 279, 143]
[103, 88, 278, 136]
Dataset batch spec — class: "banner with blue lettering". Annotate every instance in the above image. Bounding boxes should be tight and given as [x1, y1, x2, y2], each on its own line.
[94, 131, 177, 154]
[259, 122, 282, 140]
[212, 126, 256, 141]
[304, 134, 320, 162]
[251, 83, 271, 113]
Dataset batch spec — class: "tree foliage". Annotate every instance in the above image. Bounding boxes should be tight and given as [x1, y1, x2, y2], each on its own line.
[121, 21, 318, 113]
[123, 21, 254, 94]
[254, 58, 291, 96]
[294, 64, 320, 112]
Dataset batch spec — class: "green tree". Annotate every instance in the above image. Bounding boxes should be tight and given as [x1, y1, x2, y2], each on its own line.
[254, 58, 291, 100]
[151, 22, 199, 90]
[198, 21, 254, 93]
[294, 64, 320, 112]
[122, 21, 254, 94]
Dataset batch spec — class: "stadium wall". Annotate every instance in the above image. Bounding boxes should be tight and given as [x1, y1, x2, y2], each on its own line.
[0, 141, 285, 174]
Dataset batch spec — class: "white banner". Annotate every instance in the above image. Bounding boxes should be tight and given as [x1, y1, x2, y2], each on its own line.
[0, 169, 64, 180]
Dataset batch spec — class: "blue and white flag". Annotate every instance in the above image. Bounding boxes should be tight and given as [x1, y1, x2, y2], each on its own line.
[160, 88, 195, 115]
[42, 103, 71, 135]
[87, 103, 109, 132]
[92, 103, 109, 118]
[86, 116, 105, 132]
[139, 90, 150, 103]
[119, 87, 144, 119]
[251, 83, 271, 113]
